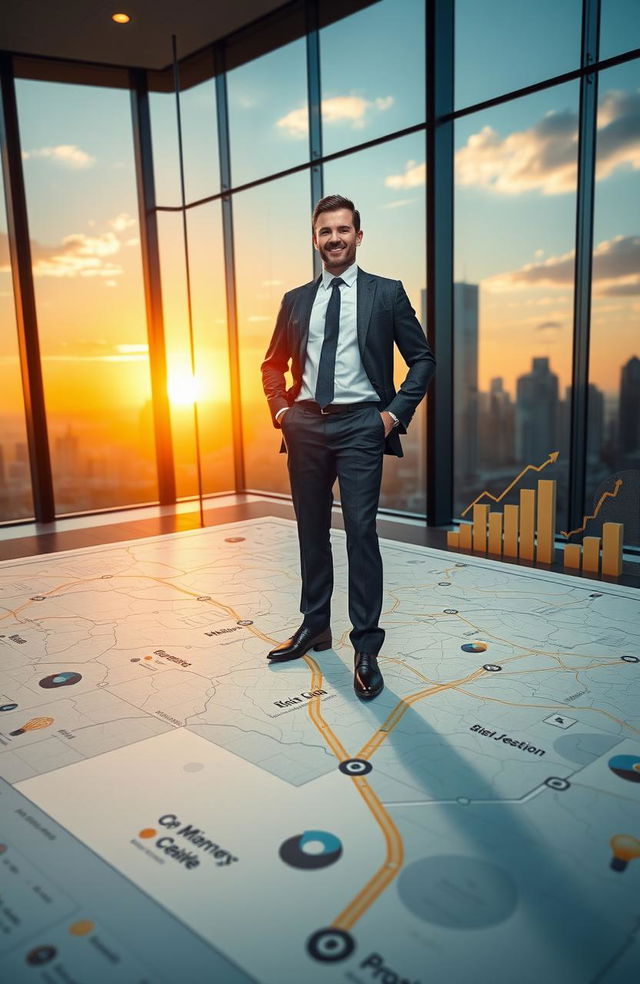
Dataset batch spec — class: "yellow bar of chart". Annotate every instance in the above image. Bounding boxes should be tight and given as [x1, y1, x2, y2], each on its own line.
[472, 504, 489, 552]
[536, 479, 556, 564]
[602, 523, 623, 577]
[563, 522, 624, 577]
[503, 505, 519, 557]
[459, 523, 472, 549]
[583, 537, 601, 573]
[488, 511, 503, 555]
[563, 544, 581, 569]
[519, 489, 536, 561]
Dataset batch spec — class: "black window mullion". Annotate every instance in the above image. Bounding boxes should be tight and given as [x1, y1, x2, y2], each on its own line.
[426, 0, 454, 527]
[0, 52, 55, 522]
[568, 0, 601, 533]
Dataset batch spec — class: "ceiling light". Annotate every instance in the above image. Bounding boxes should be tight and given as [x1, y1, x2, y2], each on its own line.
[112, 12, 131, 24]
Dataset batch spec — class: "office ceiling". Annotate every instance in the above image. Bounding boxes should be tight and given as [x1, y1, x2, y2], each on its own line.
[0, 0, 291, 70]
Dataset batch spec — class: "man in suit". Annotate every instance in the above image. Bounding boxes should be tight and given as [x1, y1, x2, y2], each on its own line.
[261, 195, 435, 699]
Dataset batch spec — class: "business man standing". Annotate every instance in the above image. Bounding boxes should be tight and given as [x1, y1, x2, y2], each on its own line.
[261, 195, 435, 699]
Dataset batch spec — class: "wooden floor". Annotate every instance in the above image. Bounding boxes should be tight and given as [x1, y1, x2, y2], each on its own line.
[1, 495, 638, 588]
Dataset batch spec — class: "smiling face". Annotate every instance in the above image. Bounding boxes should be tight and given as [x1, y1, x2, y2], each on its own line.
[312, 208, 363, 275]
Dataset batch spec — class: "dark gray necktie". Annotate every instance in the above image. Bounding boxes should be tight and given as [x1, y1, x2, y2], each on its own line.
[315, 277, 345, 408]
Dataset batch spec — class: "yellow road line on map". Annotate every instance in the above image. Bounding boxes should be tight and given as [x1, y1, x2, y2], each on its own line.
[302, 655, 405, 929]
[331, 777, 404, 931]
[357, 668, 487, 761]
[303, 654, 350, 762]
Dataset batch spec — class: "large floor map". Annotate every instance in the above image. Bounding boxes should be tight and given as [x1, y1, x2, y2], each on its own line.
[0, 517, 639, 983]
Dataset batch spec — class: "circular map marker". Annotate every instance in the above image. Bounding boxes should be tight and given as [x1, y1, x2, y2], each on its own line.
[339, 759, 372, 776]
[483, 663, 502, 672]
[197, 596, 212, 601]
[621, 655, 639, 663]
[444, 609, 458, 615]
[39, 672, 82, 689]
[237, 619, 253, 626]
[438, 581, 451, 586]
[225, 536, 245, 543]
[31, 596, 46, 602]
[280, 831, 343, 870]
[545, 777, 571, 791]
[461, 641, 488, 654]
[307, 928, 355, 962]
[0, 703, 18, 712]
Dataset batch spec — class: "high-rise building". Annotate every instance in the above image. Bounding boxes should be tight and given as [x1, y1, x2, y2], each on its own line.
[479, 377, 514, 467]
[618, 356, 640, 456]
[423, 282, 479, 483]
[515, 357, 559, 462]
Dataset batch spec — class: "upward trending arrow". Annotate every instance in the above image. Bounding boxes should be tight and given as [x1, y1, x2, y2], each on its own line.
[460, 451, 560, 518]
[560, 479, 623, 538]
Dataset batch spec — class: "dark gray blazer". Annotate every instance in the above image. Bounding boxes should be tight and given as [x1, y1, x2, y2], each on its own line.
[261, 268, 436, 457]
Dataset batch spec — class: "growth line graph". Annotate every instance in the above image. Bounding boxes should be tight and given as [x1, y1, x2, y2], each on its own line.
[460, 450, 559, 517]
[560, 478, 623, 538]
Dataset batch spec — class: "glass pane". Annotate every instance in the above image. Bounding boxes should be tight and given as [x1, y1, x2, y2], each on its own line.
[234, 172, 312, 493]
[586, 60, 640, 547]
[17, 78, 157, 514]
[227, 39, 308, 187]
[180, 78, 220, 204]
[455, 0, 582, 109]
[600, 0, 640, 59]
[150, 91, 181, 207]
[320, 0, 425, 157]
[454, 82, 581, 530]
[186, 202, 234, 493]
[0, 161, 34, 521]
[152, 76, 220, 207]
[324, 133, 428, 513]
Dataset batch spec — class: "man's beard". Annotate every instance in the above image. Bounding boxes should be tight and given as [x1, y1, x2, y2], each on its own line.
[320, 242, 356, 267]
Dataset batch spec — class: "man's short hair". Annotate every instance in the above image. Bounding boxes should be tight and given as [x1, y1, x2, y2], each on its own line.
[312, 195, 361, 233]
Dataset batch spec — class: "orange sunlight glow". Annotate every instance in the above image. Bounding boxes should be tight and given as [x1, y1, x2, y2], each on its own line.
[167, 369, 201, 406]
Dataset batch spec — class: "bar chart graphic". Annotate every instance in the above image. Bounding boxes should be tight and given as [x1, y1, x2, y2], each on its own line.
[448, 478, 623, 577]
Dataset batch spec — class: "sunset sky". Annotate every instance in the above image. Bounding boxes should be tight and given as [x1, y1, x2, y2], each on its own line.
[0, 0, 637, 482]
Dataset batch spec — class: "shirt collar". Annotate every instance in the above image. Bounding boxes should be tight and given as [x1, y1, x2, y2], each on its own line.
[322, 261, 358, 290]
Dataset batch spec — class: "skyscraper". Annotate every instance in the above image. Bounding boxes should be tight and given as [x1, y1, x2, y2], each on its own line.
[516, 357, 559, 462]
[618, 356, 640, 457]
[423, 283, 479, 484]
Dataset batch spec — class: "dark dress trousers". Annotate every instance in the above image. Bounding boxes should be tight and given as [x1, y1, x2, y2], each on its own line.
[261, 268, 436, 654]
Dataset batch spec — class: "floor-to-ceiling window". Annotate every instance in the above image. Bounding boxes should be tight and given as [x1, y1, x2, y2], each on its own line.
[16, 78, 157, 514]
[3, 0, 639, 549]
[0, 148, 33, 520]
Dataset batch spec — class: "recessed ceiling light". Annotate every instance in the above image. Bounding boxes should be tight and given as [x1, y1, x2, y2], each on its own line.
[112, 12, 131, 24]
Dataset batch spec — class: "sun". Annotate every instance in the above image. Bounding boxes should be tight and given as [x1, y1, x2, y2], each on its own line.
[167, 369, 201, 406]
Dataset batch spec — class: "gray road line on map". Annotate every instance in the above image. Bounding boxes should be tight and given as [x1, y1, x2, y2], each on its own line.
[383, 786, 547, 807]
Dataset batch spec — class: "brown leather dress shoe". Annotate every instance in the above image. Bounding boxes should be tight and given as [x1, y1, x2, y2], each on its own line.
[267, 625, 332, 662]
[354, 653, 384, 699]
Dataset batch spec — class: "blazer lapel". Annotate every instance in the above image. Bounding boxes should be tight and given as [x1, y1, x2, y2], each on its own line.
[357, 268, 377, 355]
[297, 276, 322, 362]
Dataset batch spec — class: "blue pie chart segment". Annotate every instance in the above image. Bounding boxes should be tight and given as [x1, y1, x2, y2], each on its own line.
[608, 755, 640, 783]
[39, 672, 83, 689]
[279, 830, 343, 869]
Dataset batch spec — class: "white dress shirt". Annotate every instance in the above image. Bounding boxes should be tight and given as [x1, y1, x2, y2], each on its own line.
[297, 262, 378, 405]
[275, 262, 399, 427]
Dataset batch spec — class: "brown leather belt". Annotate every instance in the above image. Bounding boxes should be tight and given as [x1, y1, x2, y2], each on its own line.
[295, 400, 379, 416]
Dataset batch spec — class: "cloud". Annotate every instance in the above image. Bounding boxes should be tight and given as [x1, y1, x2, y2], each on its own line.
[277, 94, 393, 138]
[380, 197, 416, 209]
[384, 87, 640, 196]
[109, 212, 137, 232]
[385, 161, 426, 190]
[22, 144, 95, 169]
[456, 88, 640, 195]
[0, 220, 132, 280]
[485, 234, 640, 295]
